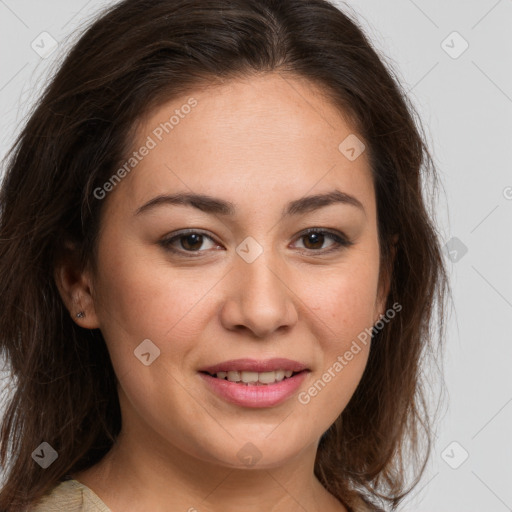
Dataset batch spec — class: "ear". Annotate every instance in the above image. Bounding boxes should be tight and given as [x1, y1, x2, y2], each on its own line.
[53, 240, 101, 329]
[374, 234, 399, 323]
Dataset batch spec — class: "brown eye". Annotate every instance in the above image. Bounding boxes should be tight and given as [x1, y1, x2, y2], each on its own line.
[293, 228, 353, 253]
[160, 230, 220, 255]
[302, 232, 325, 250]
[180, 233, 204, 251]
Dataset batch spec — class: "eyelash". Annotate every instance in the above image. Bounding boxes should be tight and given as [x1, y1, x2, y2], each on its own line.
[159, 227, 354, 257]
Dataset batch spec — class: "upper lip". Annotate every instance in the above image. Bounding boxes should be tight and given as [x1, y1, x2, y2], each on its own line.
[199, 358, 309, 374]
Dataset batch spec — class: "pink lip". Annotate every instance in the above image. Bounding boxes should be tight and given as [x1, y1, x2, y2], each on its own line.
[199, 358, 309, 374]
[199, 371, 309, 408]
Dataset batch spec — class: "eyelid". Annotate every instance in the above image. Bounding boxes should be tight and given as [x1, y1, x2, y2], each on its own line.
[159, 229, 222, 256]
[291, 227, 354, 253]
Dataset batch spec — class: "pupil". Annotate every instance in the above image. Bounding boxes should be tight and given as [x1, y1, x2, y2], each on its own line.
[182, 234, 203, 250]
[304, 232, 323, 249]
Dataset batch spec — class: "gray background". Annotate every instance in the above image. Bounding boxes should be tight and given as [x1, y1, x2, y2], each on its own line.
[0, 1, 511, 510]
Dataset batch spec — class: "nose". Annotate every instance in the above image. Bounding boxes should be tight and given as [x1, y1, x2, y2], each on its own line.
[219, 253, 299, 339]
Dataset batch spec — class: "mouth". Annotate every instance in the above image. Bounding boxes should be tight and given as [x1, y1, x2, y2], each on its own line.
[198, 358, 310, 407]
[200, 369, 306, 386]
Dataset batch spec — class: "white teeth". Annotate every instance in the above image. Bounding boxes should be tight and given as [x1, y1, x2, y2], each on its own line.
[258, 371, 276, 384]
[241, 371, 259, 383]
[227, 371, 241, 382]
[213, 369, 297, 384]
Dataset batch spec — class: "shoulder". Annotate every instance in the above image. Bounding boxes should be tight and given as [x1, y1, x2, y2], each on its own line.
[29, 479, 111, 512]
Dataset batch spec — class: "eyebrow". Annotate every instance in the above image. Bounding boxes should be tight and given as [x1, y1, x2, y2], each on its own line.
[134, 189, 365, 218]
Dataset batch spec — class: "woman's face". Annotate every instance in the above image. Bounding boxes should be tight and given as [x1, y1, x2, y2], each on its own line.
[85, 73, 387, 469]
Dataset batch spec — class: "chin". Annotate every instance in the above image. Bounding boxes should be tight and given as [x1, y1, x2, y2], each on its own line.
[192, 428, 316, 470]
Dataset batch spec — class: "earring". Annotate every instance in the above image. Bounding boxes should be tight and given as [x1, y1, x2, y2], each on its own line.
[76, 311, 85, 319]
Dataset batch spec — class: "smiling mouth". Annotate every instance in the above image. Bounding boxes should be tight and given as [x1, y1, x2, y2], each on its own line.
[200, 369, 305, 385]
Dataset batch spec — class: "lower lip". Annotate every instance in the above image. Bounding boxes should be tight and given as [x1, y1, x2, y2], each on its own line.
[199, 371, 309, 408]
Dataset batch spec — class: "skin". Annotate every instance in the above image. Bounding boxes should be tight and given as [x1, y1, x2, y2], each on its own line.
[55, 72, 391, 512]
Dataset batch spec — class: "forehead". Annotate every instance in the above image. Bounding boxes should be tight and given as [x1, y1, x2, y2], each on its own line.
[107, 72, 375, 217]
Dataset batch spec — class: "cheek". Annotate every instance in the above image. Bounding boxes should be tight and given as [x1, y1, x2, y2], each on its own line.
[91, 238, 216, 373]
[296, 260, 379, 427]
[304, 257, 380, 339]
[297, 250, 380, 398]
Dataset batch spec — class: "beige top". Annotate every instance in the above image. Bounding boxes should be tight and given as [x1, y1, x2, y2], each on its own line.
[30, 478, 377, 512]
[30, 479, 112, 512]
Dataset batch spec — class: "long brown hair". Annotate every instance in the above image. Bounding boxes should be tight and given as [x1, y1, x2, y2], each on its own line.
[0, 0, 448, 510]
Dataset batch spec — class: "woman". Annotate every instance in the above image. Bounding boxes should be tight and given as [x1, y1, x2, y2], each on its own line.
[0, 0, 448, 510]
